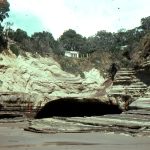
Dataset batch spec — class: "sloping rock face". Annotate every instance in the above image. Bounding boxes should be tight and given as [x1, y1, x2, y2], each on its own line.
[109, 68, 147, 98]
[26, 68, 150, 136]
[108, 67, 147, 110]
[129, 32, 150, 110]
[131, 33, 150, 68]
[131, 32, 150, 85]
[25, 66, 150, 136]
[0, 52, 105, 97]
[129, 86, 150, 110]
[109, 67, 150, 111]
[0, 52, 125, 117]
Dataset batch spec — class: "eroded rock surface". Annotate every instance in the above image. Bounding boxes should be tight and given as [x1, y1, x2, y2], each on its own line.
[0, 47, 150, 136]
[1, 52, 123, 118]
[26, 110, 150, 136]
[25, 65, 150, 136]
[109, 68, 147, 99]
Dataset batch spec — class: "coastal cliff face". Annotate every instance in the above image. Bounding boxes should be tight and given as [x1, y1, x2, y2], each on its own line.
[127, 33, 150, 110]
[108, 33, 150, 111]
[1, 51, 120, 115]
[24, 36, 150, 135]
[131, 33, 150, 71]
[0, 51, 105, 95]
[0, 41, 149, 116]
[0, 37, 150, 135]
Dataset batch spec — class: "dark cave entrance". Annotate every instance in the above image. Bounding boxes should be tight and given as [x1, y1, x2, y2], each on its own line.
[136, 69, 150, 86]
[35, 98, 122, 119]
[136, 66, 150, 86]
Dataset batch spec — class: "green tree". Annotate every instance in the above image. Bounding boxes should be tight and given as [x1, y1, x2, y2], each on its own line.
[4, 22, 13, 38]
[96, 30, 115, 50]
[115, 29, 127, 46]
[14, 28, 28, 42]
[31, 31, 57, 55]
[0, 0, 10, 51]
[59, 29, 86, 53]
[7, 28, 15, 39]
[0, 0, 10, 22]
[141, 16, 150, 30]
[87, 30, 116, 52]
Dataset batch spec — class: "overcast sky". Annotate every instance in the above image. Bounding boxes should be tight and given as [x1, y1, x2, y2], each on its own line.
[5, 0, 150, 39]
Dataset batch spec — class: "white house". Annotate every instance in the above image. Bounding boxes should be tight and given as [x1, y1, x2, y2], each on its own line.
[65, 51, 79, 58]
[120, 45, 128, 50]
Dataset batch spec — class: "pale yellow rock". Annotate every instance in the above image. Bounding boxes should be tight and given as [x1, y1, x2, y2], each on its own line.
[0, 52, 105, 103]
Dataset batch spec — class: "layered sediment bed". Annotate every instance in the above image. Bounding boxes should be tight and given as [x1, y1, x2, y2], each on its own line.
[108, 67, 147, 100]
[25, 109, 150, 136]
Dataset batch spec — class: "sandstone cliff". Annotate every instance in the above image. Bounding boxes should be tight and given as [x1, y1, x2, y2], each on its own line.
[1, 51, 120, 115]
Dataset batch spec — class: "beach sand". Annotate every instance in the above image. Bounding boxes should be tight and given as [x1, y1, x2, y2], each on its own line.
[0, 121, 150, 150]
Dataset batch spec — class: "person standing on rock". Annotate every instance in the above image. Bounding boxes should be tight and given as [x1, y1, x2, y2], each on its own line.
[109, 63, 118, 81]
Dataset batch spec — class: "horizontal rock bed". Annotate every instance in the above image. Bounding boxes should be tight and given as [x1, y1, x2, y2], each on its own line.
[25, 109, 150, 136]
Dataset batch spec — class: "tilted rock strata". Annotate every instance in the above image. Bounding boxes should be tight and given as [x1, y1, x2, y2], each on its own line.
[109, 68, 147, 97]
[129, 87, 150, 110]
[108, 68, 147, 108]
[0, 53, 104, 98]
[0, 52, 125, 116]
[26, 110, 150, 136]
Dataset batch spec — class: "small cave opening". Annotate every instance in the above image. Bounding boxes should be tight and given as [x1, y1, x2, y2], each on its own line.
[35, 98, 122, 119]
[136, 69, 150, 86]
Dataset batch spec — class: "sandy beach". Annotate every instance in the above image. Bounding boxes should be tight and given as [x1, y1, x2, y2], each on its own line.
[0, 122, 150, 150]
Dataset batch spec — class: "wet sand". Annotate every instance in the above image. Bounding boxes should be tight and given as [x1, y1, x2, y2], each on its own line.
[0, 122, 150, 150]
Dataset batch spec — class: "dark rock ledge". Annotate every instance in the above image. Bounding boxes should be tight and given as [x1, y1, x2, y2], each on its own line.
[24, 109, 150, 136]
